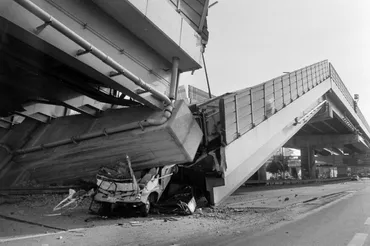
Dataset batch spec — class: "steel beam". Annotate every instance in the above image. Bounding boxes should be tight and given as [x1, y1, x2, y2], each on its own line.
[31, 98, 99, 117]
[13, 112, 51, 124]
[322, 120, 340, 133]
[198, 0, 210, 33]
[76, 105, 101, 117]
[307, 123, 324, 133]
[0, 118, 12, 129]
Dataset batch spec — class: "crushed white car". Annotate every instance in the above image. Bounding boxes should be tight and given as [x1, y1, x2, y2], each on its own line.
[93, 155, 178, 216]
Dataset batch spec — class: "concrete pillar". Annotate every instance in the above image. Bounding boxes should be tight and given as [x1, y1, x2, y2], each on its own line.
[300, 146, 316, 179]
[337, 166, 348, 177]
[258, 164, 267, 181]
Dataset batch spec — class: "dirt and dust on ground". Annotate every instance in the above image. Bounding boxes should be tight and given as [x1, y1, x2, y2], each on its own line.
[0, 180, 366, 246]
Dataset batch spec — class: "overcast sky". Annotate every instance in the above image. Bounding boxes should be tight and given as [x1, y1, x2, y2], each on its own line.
[182, 0, 370, 121]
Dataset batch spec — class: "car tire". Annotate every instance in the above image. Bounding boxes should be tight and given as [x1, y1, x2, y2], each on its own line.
[172, 165, 179, 174]
[99, 202, 112, 215]
[140, 200, 150, 217]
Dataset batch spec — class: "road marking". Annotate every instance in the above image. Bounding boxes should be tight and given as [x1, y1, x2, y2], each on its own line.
[365, 217, 370, 225]
[0, 228, 85, 243]
[347, 233, 368, 246]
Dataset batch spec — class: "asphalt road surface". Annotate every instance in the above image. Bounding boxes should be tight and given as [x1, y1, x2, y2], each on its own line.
[214, 181, 370, 246]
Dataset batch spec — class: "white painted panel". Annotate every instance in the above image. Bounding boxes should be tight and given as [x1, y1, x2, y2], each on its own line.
[127, 0, 148, 15]
[223, 80, 331, 176]
[146, 0, 181, 45]
[180, 19, 202, 64]
[210, 79, 331, 205]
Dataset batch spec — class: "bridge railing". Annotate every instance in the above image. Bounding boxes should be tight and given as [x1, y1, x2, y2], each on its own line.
[198, 60, 369, 146]
[329, 64, 370, 134]
[218, 60, 330, 144]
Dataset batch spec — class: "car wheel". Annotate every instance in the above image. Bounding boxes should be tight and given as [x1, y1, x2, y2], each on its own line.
[140, 200, 150, 217]
[172, 165, 179, 174]
[99, 202, 112, 216]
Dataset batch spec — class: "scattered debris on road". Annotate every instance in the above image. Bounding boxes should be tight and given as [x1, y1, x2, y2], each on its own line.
[129, 221, 142, 227]
[53, 189, 94, 211]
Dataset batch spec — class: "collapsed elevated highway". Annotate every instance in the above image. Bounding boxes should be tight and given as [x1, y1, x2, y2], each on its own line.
[0, 0, 207, 186]
[194, 60, 370, 205]
[0, 1, 369, 207]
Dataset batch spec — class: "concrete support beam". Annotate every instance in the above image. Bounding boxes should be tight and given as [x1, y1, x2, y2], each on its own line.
[337, 165, 348, 177]
[0, 118, 12, 129]
[308, 102, 333, 124]
[301, 146, 316, 179]
[13, 112, 51, 124]
[349, 135, 369, 153]
[306, 123, 324, 133]
[258, 164, 267, 181]
[76, 105, 101, 117]
[32, 99, 100, 117]
[287, 134, 367, 149]
[332, 147, 344, 155]
[322, 120, 340, 133]
[322, 147, 345, 156]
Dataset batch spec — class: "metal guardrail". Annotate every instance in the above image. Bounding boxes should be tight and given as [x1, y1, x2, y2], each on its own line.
[198, 60, 370, 145]
[220, 60, 329, 144]
[329, 63, 370, 134]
